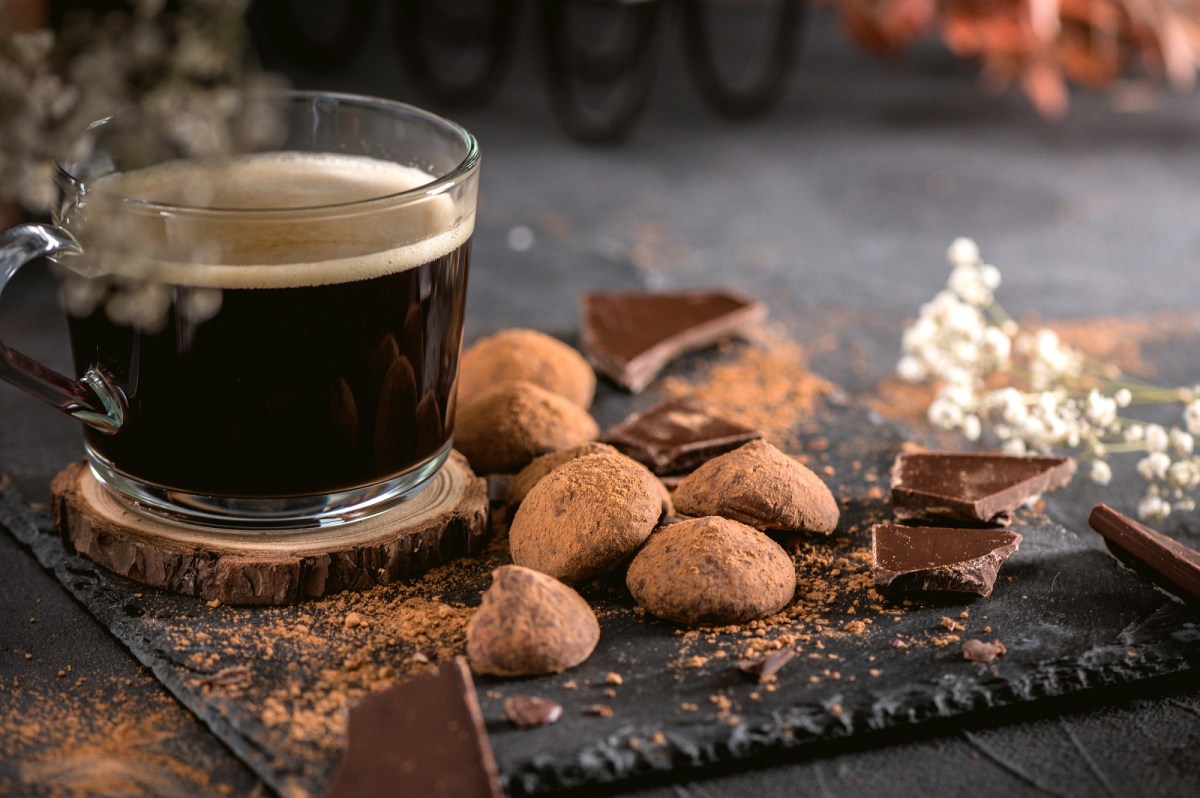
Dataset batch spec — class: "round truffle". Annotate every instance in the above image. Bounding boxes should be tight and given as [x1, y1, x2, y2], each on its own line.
[509, 452, 663, 584]
[673, 439, 839, 534]
[454, 381, 599, 474]
[507, 442, 619, 506]
[626, 516, 796, 625]
[459, 328, 595, 408]
[467, 565, 600, 677]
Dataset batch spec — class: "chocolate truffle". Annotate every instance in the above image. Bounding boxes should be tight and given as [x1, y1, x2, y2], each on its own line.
[626, 516, 796, 626]
[459, 328, 595, 408]
[454, 381, 599, 474]
[509, 452, 663, 583]
[673, 439, 839, 534]
[466, 565, 600, 677]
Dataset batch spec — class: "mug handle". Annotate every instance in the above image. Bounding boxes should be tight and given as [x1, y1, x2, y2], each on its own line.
[0, 223, 126, 434]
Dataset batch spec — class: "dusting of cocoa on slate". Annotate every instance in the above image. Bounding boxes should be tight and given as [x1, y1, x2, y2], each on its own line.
[661, 326, 833, 448]
[3, 682, 232, 797]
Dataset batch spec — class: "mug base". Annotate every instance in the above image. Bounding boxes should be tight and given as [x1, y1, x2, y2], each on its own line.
[85, 441, 452, 531]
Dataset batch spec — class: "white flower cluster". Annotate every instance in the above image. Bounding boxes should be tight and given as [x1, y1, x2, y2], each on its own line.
[898, 237, 1199, 525]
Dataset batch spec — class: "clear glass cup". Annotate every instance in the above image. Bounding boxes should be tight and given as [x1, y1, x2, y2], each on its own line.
[0, 92, 479, 529]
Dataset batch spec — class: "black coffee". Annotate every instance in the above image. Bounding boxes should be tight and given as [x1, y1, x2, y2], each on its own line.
[66, 152, 471, 498]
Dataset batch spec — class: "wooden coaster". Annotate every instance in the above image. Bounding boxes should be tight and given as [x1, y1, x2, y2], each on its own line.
[50, 452, 490, 606]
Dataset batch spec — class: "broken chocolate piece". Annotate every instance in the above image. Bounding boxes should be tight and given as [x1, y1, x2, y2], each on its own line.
[735, 648, 796, 682]
[326, 657, 501, 798]
[962, 638, 1006, 663]
[892, 452, 1073, 525]
[871, 522, 1022, 597]
[1088, 504, 1200, 605]
[579, 289, 767, 393]
[603, 398, 763, 474]
[504, 694, 564, 728]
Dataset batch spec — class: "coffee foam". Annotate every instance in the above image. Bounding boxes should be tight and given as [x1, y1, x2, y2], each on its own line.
[86, 152, 474, 289]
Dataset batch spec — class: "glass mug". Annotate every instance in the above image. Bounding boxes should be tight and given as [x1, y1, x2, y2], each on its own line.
[0, 92, 479, 529]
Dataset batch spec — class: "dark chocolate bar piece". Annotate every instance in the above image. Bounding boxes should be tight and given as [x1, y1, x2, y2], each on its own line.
[892, 452, 1073, 525]
[1088, 503, 1200, 605]
[871, 522, 1022, 597]
[579, 289, 767, 393]
[326, 657, 501, 798]
[603, 398, 763, 474]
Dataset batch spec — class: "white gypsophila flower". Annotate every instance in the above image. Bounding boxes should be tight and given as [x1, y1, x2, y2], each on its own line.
[1177, 499, 1197, 512]
[1138, 492, 1171, 521]
[1167, 459, 1200, 490]
[896, 355, 928, 383]
[947, 237, 981, 268]
[980, 326, 1012, 364]
[1186, 400, 1200, 435]
[1002, 437, 1027, 455]
[962, 414, 983, 442]
[1089, 460, 1113, 485]
[1124, 424, 1145, 443]
[1145, 424, 1170, 453]
[948, 263, 994, 306]
[978, 263, 1001, 290]
[928, 397, 964, 430]
[1115, 388, 1132, 408]
[1085, 390, 1118, 428]
[1136, 451, 1171, 481]
[1170, 429, 1195, 455]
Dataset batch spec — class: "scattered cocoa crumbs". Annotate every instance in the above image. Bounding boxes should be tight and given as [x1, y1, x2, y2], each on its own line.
[604, 672, 624, 686]
[735, 648, 796, 682]
[585, 704, 614, 718]
[661, 325, 834, 448]
[940, 617, 966, 632]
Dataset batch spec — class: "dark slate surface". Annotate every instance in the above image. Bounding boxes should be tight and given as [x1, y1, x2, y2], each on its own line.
[3, 377, 1198, 796]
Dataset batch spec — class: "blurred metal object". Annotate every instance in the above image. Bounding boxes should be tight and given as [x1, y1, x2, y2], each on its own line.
[541, 0, 664, 143]
[256, 0, 377, 69]
[681, 0, 805, 119]
[252, 0, 806, 142]
[394, 0, 522, 108]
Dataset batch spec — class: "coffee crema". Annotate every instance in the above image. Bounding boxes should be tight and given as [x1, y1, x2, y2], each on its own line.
[69, 151, 472, 499]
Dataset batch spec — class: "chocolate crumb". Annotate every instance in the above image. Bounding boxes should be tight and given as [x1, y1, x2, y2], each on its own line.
[504, 695, 563, 728]
[962, 638, 1007, 663]
[585, 704, 614, 718]
[940, 616, 965, 632]
[604, 672, 624, 685]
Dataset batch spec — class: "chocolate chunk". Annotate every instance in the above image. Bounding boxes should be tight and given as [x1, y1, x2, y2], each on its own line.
[891, 452, 1073, 525]
[962, 638, 1006, 663]
[871, 522, 1022, 597]
[579, 289, 767, 393]
[326, 658, 501, 798]
[735, 648, 796, 682]
[504, 694, 564, 728]
[603, 399, 763, 474]
[1088, 504, 1200, 605]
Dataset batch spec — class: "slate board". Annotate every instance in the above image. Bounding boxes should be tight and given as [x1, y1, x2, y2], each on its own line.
[3, 388, 1199, 798]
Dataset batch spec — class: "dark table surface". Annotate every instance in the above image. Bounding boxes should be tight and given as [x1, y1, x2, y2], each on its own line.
[3, 7, 1200, 796]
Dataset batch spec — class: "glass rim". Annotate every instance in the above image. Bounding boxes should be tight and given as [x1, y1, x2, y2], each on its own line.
[54, 90, 480, 217]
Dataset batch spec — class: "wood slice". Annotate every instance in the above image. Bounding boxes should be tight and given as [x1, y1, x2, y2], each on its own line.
[50, 452, 490, 606]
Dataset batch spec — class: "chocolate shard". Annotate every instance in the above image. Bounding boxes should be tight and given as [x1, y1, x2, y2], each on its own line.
[1088, 504, 1200, 605]
[504, 694, 564, 728]
[870, 522, 1022, 597]
[579, 289, 767, 393]
[735, 648, 796, 682]
[603, 399, 763, 474]
[326, 657, 502, 798]
[962, 638, 1006, 663]
[891, 452, 1073, 525]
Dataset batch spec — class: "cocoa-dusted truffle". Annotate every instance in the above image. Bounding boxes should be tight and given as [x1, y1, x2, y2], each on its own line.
[459, 329, 595, 408]
[507, 442, 674, 517]
[506, 442, 619, 506]
[466, 565, 600, 677]
[509, 453, 663, 584]
[455, 381, 599, 474]
[626, 516, 795, 626]
[673, 439, 839, 534]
